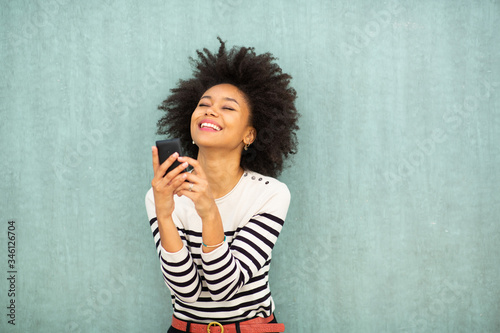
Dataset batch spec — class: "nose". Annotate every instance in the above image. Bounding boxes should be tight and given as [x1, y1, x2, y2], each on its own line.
[205, 108, 218, 117]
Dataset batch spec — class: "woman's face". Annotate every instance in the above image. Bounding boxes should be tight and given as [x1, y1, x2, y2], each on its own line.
[191, 83, 255, 152]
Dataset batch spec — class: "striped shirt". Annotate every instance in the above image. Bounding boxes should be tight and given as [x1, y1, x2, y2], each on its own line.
[145, 170, 290, 323]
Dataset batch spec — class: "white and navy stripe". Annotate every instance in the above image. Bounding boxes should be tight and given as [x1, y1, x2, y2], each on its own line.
[146, 171, 290, 323]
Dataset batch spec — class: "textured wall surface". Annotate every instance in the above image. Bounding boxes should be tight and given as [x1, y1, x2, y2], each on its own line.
[1, 0, 499, 332]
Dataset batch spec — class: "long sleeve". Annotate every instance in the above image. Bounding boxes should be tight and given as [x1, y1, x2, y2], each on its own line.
[146, 189, 202, 303]
[200, 184, 290, 301]
[145, 171, 291, 323]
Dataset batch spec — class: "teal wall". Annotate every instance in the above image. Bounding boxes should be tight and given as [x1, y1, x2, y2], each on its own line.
[1, 0, 499, 332]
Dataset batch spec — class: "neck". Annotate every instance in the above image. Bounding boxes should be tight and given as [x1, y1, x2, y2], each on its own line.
[196, 148, 244, 199]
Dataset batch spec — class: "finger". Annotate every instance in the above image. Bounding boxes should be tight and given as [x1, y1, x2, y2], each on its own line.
[175, 179, 203, 197]
[152, 146, 160, 171]
[183, 172, 204, 187]
[175, 189, 190, 198]
[169, 172, 188, 189]
[174, 179, 192, 194]
[153, 150, 179, 179]
[166, 161, 189, 184]
[175, 186, 196, 199]
[177, 156, 206, 178]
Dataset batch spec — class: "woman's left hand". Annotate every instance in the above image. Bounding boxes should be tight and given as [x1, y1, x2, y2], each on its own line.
[174, 156, 218, 220]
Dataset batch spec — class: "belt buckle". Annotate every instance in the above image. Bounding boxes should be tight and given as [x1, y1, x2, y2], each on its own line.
[207, 321, 224, 333]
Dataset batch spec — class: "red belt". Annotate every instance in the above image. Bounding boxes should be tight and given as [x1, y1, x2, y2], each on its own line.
[171, 314, 285, 333]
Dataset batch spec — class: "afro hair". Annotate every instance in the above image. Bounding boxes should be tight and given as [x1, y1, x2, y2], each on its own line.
[157, 38, 299, 178]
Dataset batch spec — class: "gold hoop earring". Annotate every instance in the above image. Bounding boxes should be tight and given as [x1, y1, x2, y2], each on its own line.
[244, 143, 250, 151]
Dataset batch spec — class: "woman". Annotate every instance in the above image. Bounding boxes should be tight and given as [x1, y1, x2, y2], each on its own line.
[146, 38, 299, 333]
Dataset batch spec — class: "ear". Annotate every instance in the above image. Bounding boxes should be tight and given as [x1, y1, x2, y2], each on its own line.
[244, 126, 256, 145]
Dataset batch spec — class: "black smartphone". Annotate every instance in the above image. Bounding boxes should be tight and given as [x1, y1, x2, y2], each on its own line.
[156, 138, 186, 175]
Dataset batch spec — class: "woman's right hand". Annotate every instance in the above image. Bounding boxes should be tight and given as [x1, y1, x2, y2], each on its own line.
[151, 146, 189, 221]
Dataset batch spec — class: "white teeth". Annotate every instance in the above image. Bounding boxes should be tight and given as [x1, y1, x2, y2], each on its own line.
[200, 123, 221, 131]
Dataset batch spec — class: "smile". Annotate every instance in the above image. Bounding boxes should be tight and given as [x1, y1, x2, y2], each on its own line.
[200, 122, 222, 131]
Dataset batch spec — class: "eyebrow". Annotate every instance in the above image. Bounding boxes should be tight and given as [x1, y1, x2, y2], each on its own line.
[200, 96, 240, 106]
